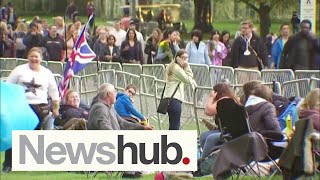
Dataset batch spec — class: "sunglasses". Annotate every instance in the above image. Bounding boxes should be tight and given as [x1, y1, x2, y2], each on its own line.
[128, 89, 136, 96]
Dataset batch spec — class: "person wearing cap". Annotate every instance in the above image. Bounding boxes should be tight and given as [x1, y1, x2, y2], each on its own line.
[129, 20, 145, 51]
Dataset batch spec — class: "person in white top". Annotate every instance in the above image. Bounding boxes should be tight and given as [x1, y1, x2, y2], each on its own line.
[7, 47, 60, 130]
[128, 20, 145, 51]
[109, 21, 126, 47]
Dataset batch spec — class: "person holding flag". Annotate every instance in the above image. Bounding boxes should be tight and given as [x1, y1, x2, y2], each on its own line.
[59, 13, 96, 99]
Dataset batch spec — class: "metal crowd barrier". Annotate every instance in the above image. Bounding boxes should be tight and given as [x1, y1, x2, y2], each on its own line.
[209, 65, 234, 86]
[261, 69, 294, 84]
[142, 64, 166, 80]
[234, 68, 261, 84]
[190, 63, 211, 87]
[295, 70, 320, 79]
[282, 78, 309, 98]
[122, 63, 142, 77]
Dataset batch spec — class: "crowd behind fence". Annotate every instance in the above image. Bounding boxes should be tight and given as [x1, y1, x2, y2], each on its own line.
[1, 58, 320, 136]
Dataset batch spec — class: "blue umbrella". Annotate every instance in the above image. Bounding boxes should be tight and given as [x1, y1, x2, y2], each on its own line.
[0, 81, 39, 151]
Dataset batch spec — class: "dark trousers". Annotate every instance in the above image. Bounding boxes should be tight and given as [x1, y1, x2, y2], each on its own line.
[3, 149, 12, 168]
[30, 104, 49, 130]
[167, 99, 182, 130]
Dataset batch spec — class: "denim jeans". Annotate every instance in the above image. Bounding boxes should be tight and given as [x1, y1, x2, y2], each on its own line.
[42, 112, 55, 130]
[167, 99, 182, 130]
[200, 130, 221, 158]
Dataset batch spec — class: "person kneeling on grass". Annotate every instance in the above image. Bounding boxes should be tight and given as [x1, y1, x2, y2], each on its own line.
[114, 84, 148, 125]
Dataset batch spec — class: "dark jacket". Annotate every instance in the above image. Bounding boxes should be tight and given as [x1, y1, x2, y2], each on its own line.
[93, 40, 120, 62]
[280, 32, 316, 70]
[245, 97, 281, 133]
[120, 40, 144, 64]
[230, 33, 268, 68]
[23, 32, 44, 58]
[43, 34, 65, 61]
[105, 45, 120, 62]
[144, 36, 159, 64]
[59, 104, 89, 126]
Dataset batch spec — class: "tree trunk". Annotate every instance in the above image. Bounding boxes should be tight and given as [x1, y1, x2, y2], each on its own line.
[110, 0, 114, 17]
[257, 3, 271, 42]
[193, 0, 213, 33]
[234, 0, 238, 19]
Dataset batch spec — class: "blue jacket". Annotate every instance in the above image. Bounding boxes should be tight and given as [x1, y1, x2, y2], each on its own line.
[186, 41, 211, 65]
[272, 38, 284, 69]
[114, 92, 144, 120]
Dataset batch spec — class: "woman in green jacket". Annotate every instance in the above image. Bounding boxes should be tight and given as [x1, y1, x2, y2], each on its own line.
[164, 49, 197, 130]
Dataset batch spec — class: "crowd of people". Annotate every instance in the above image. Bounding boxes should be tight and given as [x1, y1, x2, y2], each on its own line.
[1, 1, 320, 178]
[1, 2, 319, 69]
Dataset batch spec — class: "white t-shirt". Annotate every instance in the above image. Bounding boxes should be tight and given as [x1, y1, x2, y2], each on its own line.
[109, 29, 126, 47]
[7, 64, 59, 104]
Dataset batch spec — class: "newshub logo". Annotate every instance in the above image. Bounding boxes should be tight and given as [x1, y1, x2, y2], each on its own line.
[12, 131, 197, 171]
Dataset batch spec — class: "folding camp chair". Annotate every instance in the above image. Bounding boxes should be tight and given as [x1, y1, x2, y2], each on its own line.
[212, 99, 285, 179]
[278, 118, 320, 179]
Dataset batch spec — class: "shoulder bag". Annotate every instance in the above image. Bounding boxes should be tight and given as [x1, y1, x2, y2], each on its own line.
[157, 82, 181, 114]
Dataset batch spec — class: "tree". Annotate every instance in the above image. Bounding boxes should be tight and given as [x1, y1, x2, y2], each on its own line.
[238, 0, 295, 42]
[193, 0, 213, 33]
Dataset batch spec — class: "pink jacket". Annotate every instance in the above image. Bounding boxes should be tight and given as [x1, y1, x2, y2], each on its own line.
[207, 40, 227, 66]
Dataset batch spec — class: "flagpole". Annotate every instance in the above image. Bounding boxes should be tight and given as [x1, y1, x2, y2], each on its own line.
[64, 14, 68, 61]
[92, 12, 100, 72]
[59, 13, 96, 99]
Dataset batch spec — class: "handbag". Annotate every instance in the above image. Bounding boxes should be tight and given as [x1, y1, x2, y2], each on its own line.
[157, 82, 181, 114]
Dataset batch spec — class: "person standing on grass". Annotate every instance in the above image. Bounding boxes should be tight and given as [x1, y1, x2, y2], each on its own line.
[163, 49, 197, 130]
[219, 30, 232, 66]
[42, 25, 66, 61]
[230, 20, 268, 70]
[109, 21, 126, 47]
[144, 28, 162, 64]
[186, 29, 211, 65]
[279, 19, 317, 70]
[207, 30, 227, 66]
[271, 23, 290, 69]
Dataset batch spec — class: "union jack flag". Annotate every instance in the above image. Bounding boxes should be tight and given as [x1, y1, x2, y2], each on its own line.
[59, 14, 96, 98]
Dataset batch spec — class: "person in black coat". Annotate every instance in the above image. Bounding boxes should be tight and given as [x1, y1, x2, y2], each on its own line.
[23, 22, 44, 58]
[280, 19, 317, 70]
[230, 20, 268, 70]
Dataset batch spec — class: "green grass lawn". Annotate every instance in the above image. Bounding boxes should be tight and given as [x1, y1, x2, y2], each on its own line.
[0, 152, 215, 180]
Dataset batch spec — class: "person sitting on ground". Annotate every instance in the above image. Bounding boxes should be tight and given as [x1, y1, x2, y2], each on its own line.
[56, 90, 88, 130]
[114, 84, 148, 125]
[88, 83, 153, 130]
[299, 88, 320, 132]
